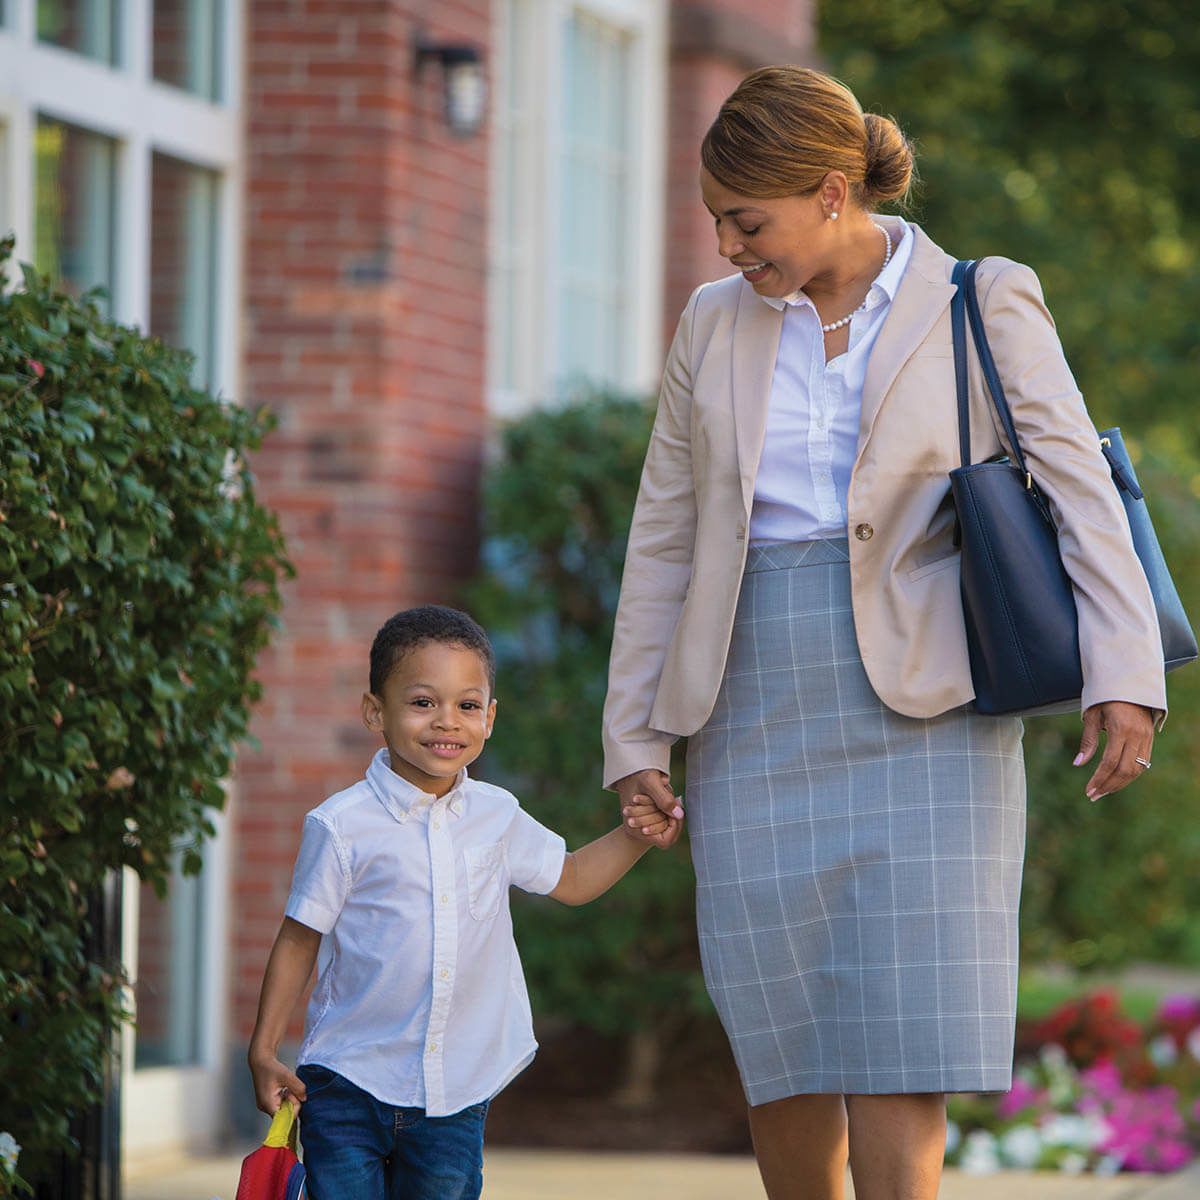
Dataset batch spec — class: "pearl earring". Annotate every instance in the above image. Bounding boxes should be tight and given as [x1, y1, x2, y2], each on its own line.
[829, 210, 839, 221]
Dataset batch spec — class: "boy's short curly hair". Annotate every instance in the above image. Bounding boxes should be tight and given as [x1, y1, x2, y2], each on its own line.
[368, 605, 496, 697]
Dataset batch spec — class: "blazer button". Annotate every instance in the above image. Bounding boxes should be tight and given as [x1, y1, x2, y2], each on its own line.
[854, 523, 874, 541]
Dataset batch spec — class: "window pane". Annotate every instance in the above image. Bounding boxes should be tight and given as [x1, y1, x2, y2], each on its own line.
[557, 10, 631, 389]
[150, 153, 220, 389]
[493, 0, 535, 397]
[38, 0, 121, 65]
[154, 0, 225, 102]
[134, 850, 206, 1069]
[34, 117, 117, 312]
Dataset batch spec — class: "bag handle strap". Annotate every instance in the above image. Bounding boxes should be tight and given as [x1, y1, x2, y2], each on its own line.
[950, 259, 973, 468]
[960, 259, 1034, 486]
[264, 1099, 299, 1151]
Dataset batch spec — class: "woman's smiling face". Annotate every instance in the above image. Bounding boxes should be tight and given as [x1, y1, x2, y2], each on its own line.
[700, 167, 832, 298]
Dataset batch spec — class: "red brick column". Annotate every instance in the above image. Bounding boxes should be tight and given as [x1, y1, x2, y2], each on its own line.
[234, 0, 492, 1046]
[663, 1, 817, 343]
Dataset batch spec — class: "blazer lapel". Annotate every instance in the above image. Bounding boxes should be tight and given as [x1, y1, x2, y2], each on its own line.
[857, 224, 957, 460]
[730, 279, 785, 513]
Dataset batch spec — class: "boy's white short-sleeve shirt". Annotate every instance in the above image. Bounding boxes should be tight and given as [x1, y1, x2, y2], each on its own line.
[285, 747, 566, 1116]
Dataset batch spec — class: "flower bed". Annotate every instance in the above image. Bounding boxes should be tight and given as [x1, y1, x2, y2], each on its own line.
[946, 991, 1200, 1173]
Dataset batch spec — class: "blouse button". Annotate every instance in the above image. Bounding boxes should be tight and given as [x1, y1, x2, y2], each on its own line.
[855, 523, 874, 541]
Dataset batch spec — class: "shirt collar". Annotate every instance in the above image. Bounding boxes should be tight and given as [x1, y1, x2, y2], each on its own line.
[757, 217, 912, 311]
[365, 747, 467, 823]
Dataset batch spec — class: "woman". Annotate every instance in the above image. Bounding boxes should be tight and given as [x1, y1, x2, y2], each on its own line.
[604, 67, 1165, 1200]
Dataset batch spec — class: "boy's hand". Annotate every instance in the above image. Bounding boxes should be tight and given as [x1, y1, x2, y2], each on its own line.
[249, 1049, 308, 1115]
[622, 794, 683, 849]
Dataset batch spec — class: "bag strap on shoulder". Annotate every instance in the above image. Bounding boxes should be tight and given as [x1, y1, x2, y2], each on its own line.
[953, 258, 1038, 487]
[950, 259, 973, 468]
[961, 260, 1032, 482]
[953, 258, 1060, 535]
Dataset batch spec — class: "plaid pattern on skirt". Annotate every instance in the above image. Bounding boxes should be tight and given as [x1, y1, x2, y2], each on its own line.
[685, 539, 1026, 1103]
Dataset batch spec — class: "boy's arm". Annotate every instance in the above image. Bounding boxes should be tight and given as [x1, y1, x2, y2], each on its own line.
[247, 916, 322, 1114]
[548, 806, 681, 907]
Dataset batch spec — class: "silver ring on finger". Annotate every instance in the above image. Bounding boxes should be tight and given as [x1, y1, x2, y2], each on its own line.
[1135, 756, 1152, 770]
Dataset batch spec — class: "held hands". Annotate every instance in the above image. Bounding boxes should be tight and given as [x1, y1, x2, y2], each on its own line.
[1076, 700, 1156, 801]
[616, 769, 684, 849]
[249, 1048, 308, 1116]
[623, 796, 683, 848]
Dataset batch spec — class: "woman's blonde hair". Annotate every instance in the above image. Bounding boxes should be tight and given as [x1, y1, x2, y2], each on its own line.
[701, 66, 914, 209]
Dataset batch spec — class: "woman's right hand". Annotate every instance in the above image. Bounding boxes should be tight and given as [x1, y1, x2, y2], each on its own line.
[615, 769, 682, 841]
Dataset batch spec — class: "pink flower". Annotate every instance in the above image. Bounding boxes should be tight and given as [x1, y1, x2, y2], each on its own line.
[1090, 1082, 1191, 1173]
[1080, 1061, 1123, 1098]
[1157, 1142, 1194, 1172]
[1157, 994, 1200, 1026]
[27, 359, 44, 379]
[997, 1077, 1044, 1118]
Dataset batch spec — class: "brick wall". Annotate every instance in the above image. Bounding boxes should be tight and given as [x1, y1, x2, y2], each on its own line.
[234, 0, 493, 1046]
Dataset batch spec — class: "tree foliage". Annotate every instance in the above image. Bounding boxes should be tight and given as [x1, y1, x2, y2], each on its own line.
[465, 394, 706, 1050]
[821, 1, 1200, 967]
[0, 237, 290, 1183]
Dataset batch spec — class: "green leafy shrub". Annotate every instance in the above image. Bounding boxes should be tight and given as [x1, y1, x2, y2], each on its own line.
[0, 237, 290, 1185]
[466, 393, 708, 1099]
[820, 1, 1200, 969]
[1017, 450, 1200, 969]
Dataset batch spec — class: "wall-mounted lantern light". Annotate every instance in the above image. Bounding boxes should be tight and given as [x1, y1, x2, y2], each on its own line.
[413, 36, 487, 138]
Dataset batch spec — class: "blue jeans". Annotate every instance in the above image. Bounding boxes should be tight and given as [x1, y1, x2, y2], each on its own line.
[296, 1064, 488, 1200]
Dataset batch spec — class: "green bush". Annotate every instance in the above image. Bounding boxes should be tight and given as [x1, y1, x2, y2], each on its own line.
[466, 393, 708, 1098]
[820, 1, 1200, 968]
[0, 237, 290, 1186]
[1017, 450, 1200, 969]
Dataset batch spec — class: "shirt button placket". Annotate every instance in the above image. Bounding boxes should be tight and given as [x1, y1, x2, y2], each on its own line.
[424, 798, 457, 1115]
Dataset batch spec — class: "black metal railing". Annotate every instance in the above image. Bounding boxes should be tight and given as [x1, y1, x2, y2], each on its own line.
[33, 872, 123, 1200]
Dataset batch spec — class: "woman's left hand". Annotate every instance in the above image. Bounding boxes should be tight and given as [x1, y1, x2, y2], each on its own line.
[1075, 701, 1156, 800]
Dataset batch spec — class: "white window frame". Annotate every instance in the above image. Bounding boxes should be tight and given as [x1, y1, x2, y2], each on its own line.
[0, 0, 243, 1159]
[0, 0, 243, 402]
[488, 0, 666, 418]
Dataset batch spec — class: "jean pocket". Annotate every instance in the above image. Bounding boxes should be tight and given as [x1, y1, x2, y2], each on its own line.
[464, 842, 506, 921]
[297, 1062, 341, 1098]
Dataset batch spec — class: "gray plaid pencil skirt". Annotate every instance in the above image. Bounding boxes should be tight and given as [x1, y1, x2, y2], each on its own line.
[685, 539, 1027, 1103]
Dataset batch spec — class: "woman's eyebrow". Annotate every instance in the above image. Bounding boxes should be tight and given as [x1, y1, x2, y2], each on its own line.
[704, 203, 766, 218]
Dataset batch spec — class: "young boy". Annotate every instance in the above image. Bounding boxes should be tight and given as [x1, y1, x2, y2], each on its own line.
[248, 605, 680, 1200]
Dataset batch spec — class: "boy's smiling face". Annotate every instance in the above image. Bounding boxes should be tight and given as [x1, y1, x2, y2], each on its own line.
[362, 641, 496, 798]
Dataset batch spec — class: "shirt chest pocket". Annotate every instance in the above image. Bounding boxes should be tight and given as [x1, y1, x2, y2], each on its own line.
[463, 841, 507, 921]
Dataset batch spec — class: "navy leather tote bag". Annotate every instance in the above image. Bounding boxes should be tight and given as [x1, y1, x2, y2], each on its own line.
[949, 259, 1196, 716]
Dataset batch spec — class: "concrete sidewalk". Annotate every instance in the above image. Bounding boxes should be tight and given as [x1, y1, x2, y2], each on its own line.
[124, 1146, 1200, 1200]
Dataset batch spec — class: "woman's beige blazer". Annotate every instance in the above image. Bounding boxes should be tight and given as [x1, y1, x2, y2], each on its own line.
[602, 220, 1166, 788]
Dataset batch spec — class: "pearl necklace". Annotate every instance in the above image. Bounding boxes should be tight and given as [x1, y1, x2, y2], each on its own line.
[820, 224, 893, 334]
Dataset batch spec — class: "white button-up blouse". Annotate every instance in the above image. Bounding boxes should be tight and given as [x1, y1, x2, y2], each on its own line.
[285, 748, 566, 1116]
[750, 218, 915, 544]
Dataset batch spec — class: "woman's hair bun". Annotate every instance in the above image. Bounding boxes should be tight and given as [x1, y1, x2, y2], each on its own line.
[862, 112, 914, 205]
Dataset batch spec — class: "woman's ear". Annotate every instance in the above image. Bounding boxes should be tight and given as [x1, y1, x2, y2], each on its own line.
[819, 170, 849, 218]
[361, 691, 384, 732]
